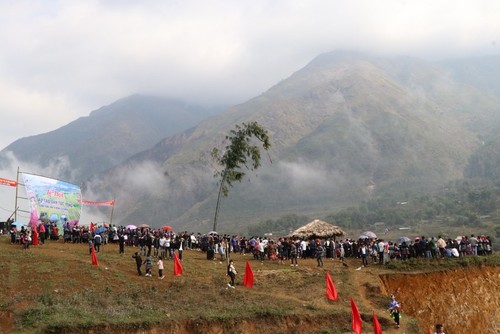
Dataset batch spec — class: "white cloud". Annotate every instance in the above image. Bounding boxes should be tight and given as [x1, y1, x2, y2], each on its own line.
[0, 0, 499, 149]
[278, 159, 343, 191]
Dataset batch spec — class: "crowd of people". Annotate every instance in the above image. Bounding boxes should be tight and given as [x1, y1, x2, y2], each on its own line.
[200, 233, 494, 268]
[4, 217, 494, 268]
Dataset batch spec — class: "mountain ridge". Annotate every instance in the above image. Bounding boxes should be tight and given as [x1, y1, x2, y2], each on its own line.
[91, 52, 499, 231]
[2, 51, 500, 233]
[0, 94, 221, 181]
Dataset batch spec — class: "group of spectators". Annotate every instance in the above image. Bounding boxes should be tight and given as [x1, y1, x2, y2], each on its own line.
[4, 219, 494, 268]
[361, 234, 494, 264]
[202, 233, 494, 267]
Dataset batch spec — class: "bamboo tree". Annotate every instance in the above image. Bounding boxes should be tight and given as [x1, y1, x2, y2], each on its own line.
[211, 121, 271, 232]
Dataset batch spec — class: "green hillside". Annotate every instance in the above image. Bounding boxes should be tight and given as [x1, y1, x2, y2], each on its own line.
[3, 51, 500, 233]
[96, 52, 500, 231]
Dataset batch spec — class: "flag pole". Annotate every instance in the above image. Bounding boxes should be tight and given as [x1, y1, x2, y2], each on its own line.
[14, 167, 20, 221]
[109, 199, 115, 226]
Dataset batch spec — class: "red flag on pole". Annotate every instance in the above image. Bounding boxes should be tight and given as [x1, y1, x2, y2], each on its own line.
[0, 177, 17, 187]
[91, 244, 99, 266]
[373, 310, 382, 334]
[174, 252, 183, 276]
[325, 272, 338, 300]
[243, 261, 254, 287]
[350, 297, 362, 334]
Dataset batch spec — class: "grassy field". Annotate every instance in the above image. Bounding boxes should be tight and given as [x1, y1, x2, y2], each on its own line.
[0, 236, 498, 334]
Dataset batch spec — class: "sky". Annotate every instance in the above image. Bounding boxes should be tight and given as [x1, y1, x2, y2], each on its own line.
[0, 0, 499, 224]
[0, 1, 499, 150]
[0, 0, 500, 150]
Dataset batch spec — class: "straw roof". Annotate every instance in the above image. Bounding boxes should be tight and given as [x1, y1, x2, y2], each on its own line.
[290, 219, 345, 239]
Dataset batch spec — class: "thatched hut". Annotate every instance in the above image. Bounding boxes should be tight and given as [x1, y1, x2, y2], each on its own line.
[290, 219, 345, 240]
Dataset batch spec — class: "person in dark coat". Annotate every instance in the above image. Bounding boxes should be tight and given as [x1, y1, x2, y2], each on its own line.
[132, 252, 143, 276]
[119, 234, 125, 254]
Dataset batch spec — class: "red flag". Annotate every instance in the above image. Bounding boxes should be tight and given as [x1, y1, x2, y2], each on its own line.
[90, 222, 95, 231]
[350, 297, 362, 334]
[91, 245, 99, 266]
[325, 272, 338, 300]
[174, 252, 183, 276]
[373, 310, 382, 334]
[243, 261, 254, 287]
[79, 199, 115, 206]
[0, 177, 17, 187]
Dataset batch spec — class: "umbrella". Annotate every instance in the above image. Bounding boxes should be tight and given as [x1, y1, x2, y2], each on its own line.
[207, 231, 218, 236]
[362, 231, 377, 239]
[358, 235, 369, 240]
[49, 213, 59, 222]
[162, 225, 173, 231]
[95, 227, 107, 234]
[398, 236, 410, 244]
[12, 221, 26, 228]
[126, 224, 137, 230]
[138, 224, 150, 229]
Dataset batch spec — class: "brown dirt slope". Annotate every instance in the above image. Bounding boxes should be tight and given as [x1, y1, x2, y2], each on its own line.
[0, 236, 498, 333]
[380, 266, 500, 334]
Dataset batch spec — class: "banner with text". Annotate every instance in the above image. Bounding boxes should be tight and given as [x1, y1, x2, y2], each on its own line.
[22, 173, 82, 225]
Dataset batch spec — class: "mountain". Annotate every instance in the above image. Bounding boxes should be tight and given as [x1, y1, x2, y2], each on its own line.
[3, 51, 500, 232]
[88, 51, 500, 232]
[0, 95, 222, 180]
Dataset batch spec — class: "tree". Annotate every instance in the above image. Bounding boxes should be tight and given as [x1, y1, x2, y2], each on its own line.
[210, 121, 271, 232]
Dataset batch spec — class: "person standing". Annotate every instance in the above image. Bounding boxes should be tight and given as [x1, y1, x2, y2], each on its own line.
[178, 237, 184, 260]
[258, 239, 265, 262]
[227, 259, 237, 288]
[217, 239, 226, 262]
[315, 239, 324, 267]
[139, 233, 147, 256]
[153, 234, 159, 257]
[146, 233, 153, 257]
[360, 243, 368, 267]
[32, 228, 39, 246]
[159, 234, 167, 259]
[389, 294, 401, 328]
[39, 223, 46, 244]
[144, 255, 153, 277]
[378, 239, 385, 264]
[469, 234, 478, 256]
[157, 256, 164, 279]
[437, 235, 447, 258]
[132, 252, 143, 276]
[300, 239, 307, 259]
[289, 240, 298, 267]
[339, 241, 345, 262]
[119, 234, 125, 254]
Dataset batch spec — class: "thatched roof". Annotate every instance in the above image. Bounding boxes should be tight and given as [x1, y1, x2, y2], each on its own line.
[290, 219, 345, 239]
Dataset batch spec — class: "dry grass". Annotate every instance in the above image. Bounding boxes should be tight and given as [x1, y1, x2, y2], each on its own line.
[0, 236, 498, 333]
